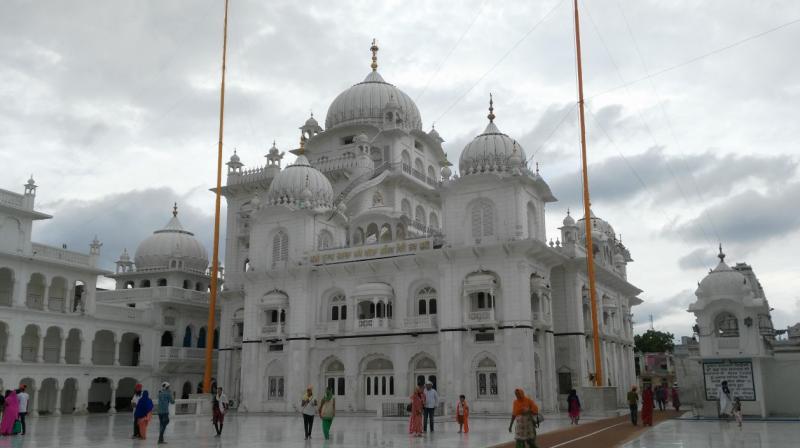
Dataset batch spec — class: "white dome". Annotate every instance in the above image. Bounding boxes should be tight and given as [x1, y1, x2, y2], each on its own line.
[562, 211, 576, 226]
[325, 71, 422, 131]
[267, 155, 334, 209]
[578, 210, 616, 240]
[697, 250, 749, 298]
[459, 120, 528, 175]
[134, 209, 209, 273]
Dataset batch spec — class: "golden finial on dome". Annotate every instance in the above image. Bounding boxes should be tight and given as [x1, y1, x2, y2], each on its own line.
[370, 38, 379, 72]
[487, 93, 495, 122]
[172, 202, 178, 217]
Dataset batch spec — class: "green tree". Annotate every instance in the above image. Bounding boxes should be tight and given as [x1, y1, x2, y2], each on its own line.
[634, 330, 675, 353]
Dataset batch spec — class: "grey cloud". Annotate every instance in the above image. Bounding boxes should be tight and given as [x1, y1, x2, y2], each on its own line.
[678, 247, 717, 270]
[34, 188, 225, 272]
[667, 182, 800, 245]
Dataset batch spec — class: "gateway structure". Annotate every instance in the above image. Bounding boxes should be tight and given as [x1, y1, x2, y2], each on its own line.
[216, 45, 642, 413]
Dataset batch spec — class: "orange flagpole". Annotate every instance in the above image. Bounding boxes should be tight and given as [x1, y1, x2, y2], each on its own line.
[203, 0, 229, 393]
[573, 0, 603, 387]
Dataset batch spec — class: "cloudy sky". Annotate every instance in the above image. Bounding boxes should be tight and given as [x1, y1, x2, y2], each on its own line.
[2, 0, 799, 339]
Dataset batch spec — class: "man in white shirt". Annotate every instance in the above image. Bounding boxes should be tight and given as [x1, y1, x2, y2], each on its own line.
[423, 381, 438, 433]
[17, 384, 30, 435]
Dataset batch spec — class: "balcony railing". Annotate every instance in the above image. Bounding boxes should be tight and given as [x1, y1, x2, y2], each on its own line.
[261, 324, 284, 336]
[159, 347, 216, 362]
[48, 297, 65, 312]
[358, 318, 391, 330]
[97, 286, 209, 305]
[310, 238, 434, 265]
[26, 294, 44, 310]
[31, 243, 91, 267]
[0, 189, 24, 208]
[465, 309, 495, 324]
[403, 315, 438, 330]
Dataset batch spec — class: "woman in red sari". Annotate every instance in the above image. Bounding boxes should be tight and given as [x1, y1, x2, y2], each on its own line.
[641, 384, 655, 426]
[409, 385, 425, 437]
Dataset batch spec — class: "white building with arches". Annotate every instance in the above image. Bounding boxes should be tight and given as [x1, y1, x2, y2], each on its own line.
[0, 180, 218, 416]
[216, 44, 642, 414]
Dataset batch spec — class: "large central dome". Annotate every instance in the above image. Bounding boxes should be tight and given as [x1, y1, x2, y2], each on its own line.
[325, 71, 422, 131]
[134, 206, 209, 273]
[325, 42, 422, 131]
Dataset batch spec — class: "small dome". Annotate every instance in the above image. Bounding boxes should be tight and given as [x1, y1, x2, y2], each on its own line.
[613, 253, 625, 264]
[697, 247, 749, 299]
[562, 211, 575, 226]
[459, 120, 528, 175]
[325, 71, 422, 131]
[441, 165, 452, 179]
[305, 114, 319, 128]
[228, 150, 241, 164]
[118, 248, 131, 262]
[354, 132, 369, 144]
[428, 125, 444, 142]
[267, 155, 334, 209]
[577, 210, 616, 240]
[134, 207, 209, 273]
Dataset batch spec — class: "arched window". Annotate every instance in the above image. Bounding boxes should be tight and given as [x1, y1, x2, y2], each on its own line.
[414, 158, 424, 176]
[415, 206, 426, 226]
[427, 166, 436, 182]
[140, 279, 150, 288]
[318, 230, 334, 250]
[197, 327, 207, 348]
[471, 199, 494, 239]
[160, 331, 173, 347]
[476, 357, 498, 397]
[366, 223, 379, 244]
[272, 230, 288, 263]
[416, 287, 437, 315]
[182, 280, 191, 289]
[352, 227, 365, 246]
[325, 359, 346, 396]
[401, 199, 412, 218]
[157, 278, 167, 287]
[330, 294, 346, 321]
[396, 223, 406, 241]
[182, 326, 193, 347]
[429, 212, 439, 230]
[379, 224, 392, 243]
[715, 312, 739, 337]
[401, 151, 411, 171]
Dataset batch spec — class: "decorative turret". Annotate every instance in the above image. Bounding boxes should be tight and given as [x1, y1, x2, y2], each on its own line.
[265, 140, 284, 177]
[89, 235, 103, 267]
[116, 248, 133, 273]
[227, 150, 244, 174]
[560, 209, 578, 244]
[22, 175, 37, 209]
[300, 112, 323, 138]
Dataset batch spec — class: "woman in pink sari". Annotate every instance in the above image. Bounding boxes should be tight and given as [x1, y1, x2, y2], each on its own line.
[408, 385, 425, 437]
[0, 390, 19, 435]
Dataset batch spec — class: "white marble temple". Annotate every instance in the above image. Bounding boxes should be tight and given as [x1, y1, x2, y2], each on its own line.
[622, 419, 800, 448]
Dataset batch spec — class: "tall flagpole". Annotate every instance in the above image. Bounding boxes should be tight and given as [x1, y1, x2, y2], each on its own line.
[204, 0, 229, 393]
[573, 0, 603, 387]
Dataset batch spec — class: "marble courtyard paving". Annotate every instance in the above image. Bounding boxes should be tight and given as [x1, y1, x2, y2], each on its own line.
[0, 413, 798, 447]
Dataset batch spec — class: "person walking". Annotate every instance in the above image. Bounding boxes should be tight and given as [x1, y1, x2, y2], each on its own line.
[212, 387, 228, 436]
[456, 395, 469, 434]
[408, 384, 425, 437]
[157, 382, 175, 444]
[134, 390, 154, 440]
[0, 391, 19, 436]
[16, 385, 29, 436]
[567, 389, 581, 425]
[300, 386, 317, 440]
[732, 397, 743, 428]
[641, 384, 655, 426]
[627, 386, 639, 426]
[671, 385, 681, 412]
[131, 383, 143, 439]
[318, 386, 336, 440]
[423, 381, 438, 433]
[717, 381, 733, 418]
[508, 388, 539, 448]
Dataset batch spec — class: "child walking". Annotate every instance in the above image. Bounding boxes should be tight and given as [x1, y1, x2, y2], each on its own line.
[732, 397, 743, 428]
[456, 395, 469, 434]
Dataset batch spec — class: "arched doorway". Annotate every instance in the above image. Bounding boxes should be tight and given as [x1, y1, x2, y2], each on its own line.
[161, 331, 174, 347]
[197, 327, 207, 348]
[117, 377, 137, 412]
[0, 268, 13, 307]
[88, 378, 112, 413]
[65, 329, 81, 364]
[119, 332, 140, 366]
[362, 357, 394, 411]
[92, 330, 115, 365]
[61, 378, 78, 414]
[0, 321, 8, 361]
[21, 324, 40, 362]
[43, 326, 62, 363]
[181, 381, 192, 399]
[182, 326, 193, 347]
[38, 378, 58, 415]
[25, 273, 46, 310]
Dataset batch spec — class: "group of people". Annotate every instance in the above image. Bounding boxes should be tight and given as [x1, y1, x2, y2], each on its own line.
[299, 385, 336, 440]
[129, 382, 176, 444]
[408, 381, 440, 437]
[0, 385, 30, 436]
[627, 383, 681, 426]
[717, 380, 743, 427]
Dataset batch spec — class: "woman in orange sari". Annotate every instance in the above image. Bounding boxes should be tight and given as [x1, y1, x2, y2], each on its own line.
[456, 394, 469, 433]
[508, 388, 539, 448]
[409, 385, 425, 437]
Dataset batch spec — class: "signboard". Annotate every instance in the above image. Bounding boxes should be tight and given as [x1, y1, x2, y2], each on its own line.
[703, 359, 756, 401]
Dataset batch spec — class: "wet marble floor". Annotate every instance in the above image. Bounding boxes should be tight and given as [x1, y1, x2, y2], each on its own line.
[622, 418, 800, 448]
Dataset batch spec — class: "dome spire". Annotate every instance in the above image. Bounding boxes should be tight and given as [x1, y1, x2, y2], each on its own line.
[172, 202, 178, 217]
[487, 93, 495, 122]
[370, 38, 379, 72]
[718, 243, 725, 263]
